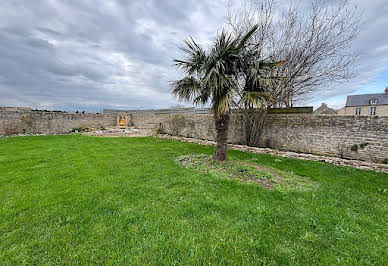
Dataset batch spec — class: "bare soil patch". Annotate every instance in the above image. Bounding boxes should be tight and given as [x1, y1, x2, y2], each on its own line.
[82, 127, 151, 138]
[177, 154, 317, 191]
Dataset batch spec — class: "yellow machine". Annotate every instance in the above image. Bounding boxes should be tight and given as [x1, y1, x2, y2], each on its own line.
[118, 118, 126, 127]
[117, 113, 131, 128]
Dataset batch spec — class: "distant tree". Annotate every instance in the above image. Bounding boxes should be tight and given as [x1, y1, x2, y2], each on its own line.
[172, 26, 282, 160]
[227, 0, 362, 107]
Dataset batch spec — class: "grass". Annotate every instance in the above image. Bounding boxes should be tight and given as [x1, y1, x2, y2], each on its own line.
[0, 135, 387, 265]
[177, 154, 317, 190]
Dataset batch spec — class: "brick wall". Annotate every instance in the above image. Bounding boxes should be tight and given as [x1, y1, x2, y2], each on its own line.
[0, 108, 116, 135]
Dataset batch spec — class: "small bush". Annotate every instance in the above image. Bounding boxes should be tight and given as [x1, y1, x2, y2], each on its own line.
[382, 158, 388, 164]
[350, 144, 359, 152]
[360, 142, 369, 149]
[71, 126, 92, 133]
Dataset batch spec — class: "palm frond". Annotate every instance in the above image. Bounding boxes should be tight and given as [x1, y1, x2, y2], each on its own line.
[241, 91, 270, 108]
[214, 90, 234, 116]
[237, 25, 258, 49]
[171, 76, 202, 102]
[175, 37, 207, 75]
[172, 23, 283, 113]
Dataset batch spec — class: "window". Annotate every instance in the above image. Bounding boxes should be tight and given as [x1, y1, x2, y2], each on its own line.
[355, 108, 361, 115]
[370, 107, 376, 116]
[370, 98, 377, 105]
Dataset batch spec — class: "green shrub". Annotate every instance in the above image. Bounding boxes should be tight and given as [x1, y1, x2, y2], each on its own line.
[350, 144, 359, 152]
[71, 126, 92, 133]
[360, 142, 369, 149]
[382, 158, 388, 164]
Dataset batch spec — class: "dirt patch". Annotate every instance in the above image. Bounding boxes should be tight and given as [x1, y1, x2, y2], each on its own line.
[245, 175, 274, 189]
[177, 154, 317, 191]
[82, 127, 151, 138]
[239, 161, 302, 189]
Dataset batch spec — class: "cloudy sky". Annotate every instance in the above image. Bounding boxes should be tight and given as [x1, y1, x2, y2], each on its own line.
[0, 0, 387, 112]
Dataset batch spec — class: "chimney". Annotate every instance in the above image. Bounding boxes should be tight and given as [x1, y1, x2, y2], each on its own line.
[385, 87, 388, 94]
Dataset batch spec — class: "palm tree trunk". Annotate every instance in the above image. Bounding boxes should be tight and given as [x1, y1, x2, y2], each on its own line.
[214, 112, 230, 161]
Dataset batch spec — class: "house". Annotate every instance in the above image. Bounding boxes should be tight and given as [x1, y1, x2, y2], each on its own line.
[337, 87, 388, 116]
[314, 103, 337, 115]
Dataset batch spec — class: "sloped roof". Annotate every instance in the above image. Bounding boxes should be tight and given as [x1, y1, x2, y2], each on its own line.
[314, 104, 337, 114]
[346, 93, 388, 107]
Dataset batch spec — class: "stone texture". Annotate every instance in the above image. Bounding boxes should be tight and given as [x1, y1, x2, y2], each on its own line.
[0, 108, 116, 135]
[1, 106, 387, 164]
[260, 114, 388, 163]
[129, 112, 388, 163]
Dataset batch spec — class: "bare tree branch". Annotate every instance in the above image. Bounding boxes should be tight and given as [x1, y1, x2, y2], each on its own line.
[227, 0, 363, 107]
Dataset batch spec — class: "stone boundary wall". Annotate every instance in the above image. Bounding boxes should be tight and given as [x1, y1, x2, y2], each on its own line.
[130, 112, 388, 163]
[260, 115, 388, 162]
[1, 106, 387, 163]
[0, 108, 116, 135]
[158, 135, 388, 173]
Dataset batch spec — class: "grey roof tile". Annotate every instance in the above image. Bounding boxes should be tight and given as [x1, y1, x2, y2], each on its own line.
[346, 93, 388, 107]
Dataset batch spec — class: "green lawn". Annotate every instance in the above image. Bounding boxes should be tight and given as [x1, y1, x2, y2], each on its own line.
[0, 135, 387, 264]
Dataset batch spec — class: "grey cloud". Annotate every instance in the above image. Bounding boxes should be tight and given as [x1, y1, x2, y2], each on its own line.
[0, 0, 386, 111]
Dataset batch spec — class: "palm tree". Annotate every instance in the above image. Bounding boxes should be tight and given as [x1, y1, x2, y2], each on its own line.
[172, 26, 280, 161]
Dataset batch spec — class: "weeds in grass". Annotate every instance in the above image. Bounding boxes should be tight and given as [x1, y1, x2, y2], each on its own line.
[177, 154, 317, 191]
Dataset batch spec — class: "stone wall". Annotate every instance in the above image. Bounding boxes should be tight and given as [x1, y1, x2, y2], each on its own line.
[0, 107, 116, 135]
[259, 115, 388, 162]
[2, 106, 387, 163]
[130, 112, 388, 163]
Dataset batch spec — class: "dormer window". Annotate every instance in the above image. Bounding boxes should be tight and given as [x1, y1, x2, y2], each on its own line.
[370, 98, 378, 105]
